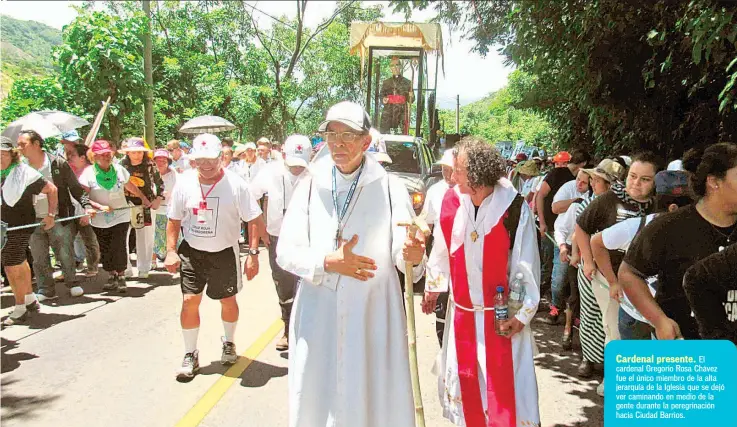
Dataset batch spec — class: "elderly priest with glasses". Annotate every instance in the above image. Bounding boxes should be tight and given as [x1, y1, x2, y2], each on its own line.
[276, 101, 427, 427]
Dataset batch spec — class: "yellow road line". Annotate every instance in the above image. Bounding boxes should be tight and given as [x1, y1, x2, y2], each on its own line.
[175, 318, 284, 427]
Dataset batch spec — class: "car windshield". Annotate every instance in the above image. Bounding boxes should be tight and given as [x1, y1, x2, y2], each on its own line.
[384, 141, 421, 174]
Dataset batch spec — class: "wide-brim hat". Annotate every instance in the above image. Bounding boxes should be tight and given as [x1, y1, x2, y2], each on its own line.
[119, 137, 151, 152]
[517, 160, 540, 176]
[584, 158, 625, 183]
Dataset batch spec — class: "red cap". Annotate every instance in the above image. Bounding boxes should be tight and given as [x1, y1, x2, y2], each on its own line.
[515, 153, 528, 161]
[552, 151, 572, 163]
[91, 140, 114, 155]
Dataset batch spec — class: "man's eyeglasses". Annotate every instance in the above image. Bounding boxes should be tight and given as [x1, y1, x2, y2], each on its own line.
[321, 131, 363, 144]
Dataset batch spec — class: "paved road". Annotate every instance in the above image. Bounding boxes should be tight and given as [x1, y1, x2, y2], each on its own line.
[1, 251, 603, 427]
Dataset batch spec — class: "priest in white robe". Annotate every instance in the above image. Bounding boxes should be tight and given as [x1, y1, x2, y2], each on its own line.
[424, 137, 541, 427]
[276, 101, 426, 427]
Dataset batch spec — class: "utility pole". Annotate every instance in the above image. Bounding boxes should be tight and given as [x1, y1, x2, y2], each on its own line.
[455, 94, 460, 134]
[143, 0, 155, 148]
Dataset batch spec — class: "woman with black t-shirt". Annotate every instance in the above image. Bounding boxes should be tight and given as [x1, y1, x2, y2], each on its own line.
[683, 243, 737, 344]
[1, 138, 58, 326]
[575, 153, 659, 395]
[120, 137, 163, 279]
[620, 143, 737, 341]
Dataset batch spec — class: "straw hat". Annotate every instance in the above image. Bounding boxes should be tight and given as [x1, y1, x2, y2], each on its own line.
[517, 160, 540, 177]
[584, 158, 625, 183]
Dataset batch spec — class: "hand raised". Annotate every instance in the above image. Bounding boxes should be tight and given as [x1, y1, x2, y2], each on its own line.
[324, 235, 377, 282]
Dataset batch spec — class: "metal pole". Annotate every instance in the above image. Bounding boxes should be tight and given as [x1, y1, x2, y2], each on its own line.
[456, 94, 460, 134]
[143, 0, 155, 148]
[366, 48, 374, 115]
[373, 57, 381, 126]
[415, 52, 425, 137]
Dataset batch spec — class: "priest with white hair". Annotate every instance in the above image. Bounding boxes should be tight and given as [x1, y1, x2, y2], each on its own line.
[276, 101, 426, 427]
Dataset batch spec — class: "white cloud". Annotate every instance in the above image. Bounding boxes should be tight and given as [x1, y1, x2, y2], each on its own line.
[0, 0, 511, 108]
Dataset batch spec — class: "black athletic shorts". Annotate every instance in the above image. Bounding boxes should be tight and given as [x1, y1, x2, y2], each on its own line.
[178, 240, 241, 300]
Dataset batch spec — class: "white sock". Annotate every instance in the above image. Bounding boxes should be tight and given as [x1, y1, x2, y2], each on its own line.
[223, 321, 237, 343]
[182, 328, 199, 354]
[11, 304, 27, 318]
[24, 293, 37, 305]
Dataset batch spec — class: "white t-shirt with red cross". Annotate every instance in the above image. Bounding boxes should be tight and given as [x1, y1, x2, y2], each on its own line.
[167, 168, 262, 252]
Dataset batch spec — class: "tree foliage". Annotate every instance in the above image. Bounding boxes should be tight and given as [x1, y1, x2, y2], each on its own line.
[393, 0, 737, 158]
[54, 7, 147, 143]
[438, 71, 556, 150]
[1, 1, 384, 146]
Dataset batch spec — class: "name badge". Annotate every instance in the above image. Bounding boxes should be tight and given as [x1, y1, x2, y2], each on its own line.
[195, 208, 213, 223]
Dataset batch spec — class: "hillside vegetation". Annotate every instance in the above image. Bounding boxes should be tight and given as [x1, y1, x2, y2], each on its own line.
[0, 15, 62, 98]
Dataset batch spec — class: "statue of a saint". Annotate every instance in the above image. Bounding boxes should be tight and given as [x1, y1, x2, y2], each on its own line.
[379, 57, 414, 134]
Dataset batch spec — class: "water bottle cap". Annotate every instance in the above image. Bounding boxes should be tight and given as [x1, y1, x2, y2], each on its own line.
[515, 272, 524, 279]
[496, 286, 504, 292]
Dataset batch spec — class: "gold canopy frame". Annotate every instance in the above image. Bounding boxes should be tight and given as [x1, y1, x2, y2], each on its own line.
[349, 22, 444, 73]
[350, 22, 444, 141]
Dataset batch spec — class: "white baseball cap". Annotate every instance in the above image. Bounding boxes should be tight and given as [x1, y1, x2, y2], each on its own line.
[436, 149, 454, 168]
[318, 101, 371, 133]
[190, 133, 222, 159]
[667, 159, 683, 171]
[283, 134, 311, 168]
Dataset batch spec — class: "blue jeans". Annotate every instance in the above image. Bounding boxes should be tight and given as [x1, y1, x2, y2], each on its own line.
[29, 222, 78, 295]
[540, 236, 554, 297]
[551, 246, 567, 309]
[618, 307, 653, 340]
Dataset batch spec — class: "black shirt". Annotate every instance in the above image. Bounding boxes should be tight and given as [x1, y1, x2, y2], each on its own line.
[121, 158, 164, 205]
[1, 174, 47, 234]
[542, 167, 575, 231]
[624, 205, 734, 339]
[683, 244, 737, 344]
[578, 190, 647, 272]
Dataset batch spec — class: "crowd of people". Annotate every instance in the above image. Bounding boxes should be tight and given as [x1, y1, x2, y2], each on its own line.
[1, 99, 736, 427]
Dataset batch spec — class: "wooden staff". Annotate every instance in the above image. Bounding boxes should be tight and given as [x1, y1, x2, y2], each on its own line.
[398, 217, 431, 427]
[84, 96, 111, 147]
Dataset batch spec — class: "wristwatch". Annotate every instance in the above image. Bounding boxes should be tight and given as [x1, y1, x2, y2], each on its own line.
[248, 248, 260, 256]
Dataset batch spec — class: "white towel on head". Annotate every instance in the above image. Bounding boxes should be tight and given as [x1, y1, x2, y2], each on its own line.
[1, 163, 43, 207]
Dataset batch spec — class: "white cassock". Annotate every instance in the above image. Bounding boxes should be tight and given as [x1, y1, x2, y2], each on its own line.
[276, 154, 424, 427]
[426, 179, 541, 427]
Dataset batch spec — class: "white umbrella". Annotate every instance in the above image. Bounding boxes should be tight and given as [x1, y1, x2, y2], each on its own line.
[178, 115, 236, 134]
[2, 110, 89, 142]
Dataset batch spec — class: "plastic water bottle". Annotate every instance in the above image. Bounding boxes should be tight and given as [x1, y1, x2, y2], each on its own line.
[508, 272, 525, 316]
[494, 286, 509, 336]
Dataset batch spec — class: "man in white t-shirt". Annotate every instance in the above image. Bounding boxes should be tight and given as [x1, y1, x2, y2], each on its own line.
[419, 148, 455, 345]
[250, 134, 312, 351]
[165, 133, 266, 380]
[167, 139, 190, 173]
[551, 169, 590, 214]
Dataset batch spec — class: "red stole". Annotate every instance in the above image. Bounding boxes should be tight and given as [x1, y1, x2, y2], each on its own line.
[440, 189, 517, 427]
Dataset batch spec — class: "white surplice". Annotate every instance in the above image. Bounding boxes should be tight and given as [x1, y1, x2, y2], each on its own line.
[426, 180, 542, 427]
[276, 154, 424, 427]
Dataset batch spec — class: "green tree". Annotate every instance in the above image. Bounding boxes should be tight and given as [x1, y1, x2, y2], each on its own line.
[54, 8, 147, 144]
[393, 0, 737, 158]
[0, 75, 83, 128]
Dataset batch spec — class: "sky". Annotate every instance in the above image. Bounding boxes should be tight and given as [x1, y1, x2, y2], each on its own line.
[0, 0, 513, 109]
